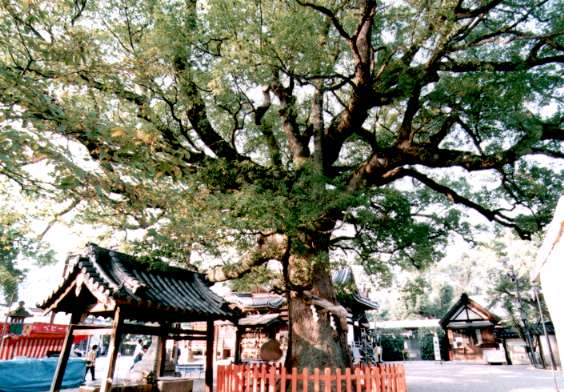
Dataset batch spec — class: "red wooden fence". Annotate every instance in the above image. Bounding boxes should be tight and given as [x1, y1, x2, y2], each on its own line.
[0, 336, 64, 360]
[217, 363, 407, 392]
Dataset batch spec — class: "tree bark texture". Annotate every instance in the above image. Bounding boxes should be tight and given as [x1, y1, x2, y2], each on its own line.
[285, 237, 352, 370]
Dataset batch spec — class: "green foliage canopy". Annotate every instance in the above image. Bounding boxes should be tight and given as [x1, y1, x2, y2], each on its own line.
[0, 0, 562, 286]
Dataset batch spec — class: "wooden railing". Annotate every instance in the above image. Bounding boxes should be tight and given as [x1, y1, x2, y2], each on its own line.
[217, 363, 407, 392]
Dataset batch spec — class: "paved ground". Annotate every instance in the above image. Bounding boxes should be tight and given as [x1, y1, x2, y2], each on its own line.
[66, 355, 206, 391]
[71, 357, 564, 392]
[405, 361, 564, 392]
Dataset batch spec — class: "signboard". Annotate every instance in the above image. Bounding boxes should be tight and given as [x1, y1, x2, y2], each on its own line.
[29, 323, 68, 335]
[433, 333, 441, 361]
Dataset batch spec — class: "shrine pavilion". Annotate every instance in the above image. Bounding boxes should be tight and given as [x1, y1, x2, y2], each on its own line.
[38, 243, 237, 392]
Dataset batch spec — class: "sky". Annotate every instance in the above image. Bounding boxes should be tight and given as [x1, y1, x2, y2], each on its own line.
[19, 223, 86, 308]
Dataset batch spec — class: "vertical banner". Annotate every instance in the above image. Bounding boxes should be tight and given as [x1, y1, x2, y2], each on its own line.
[433, 333, 441, 361]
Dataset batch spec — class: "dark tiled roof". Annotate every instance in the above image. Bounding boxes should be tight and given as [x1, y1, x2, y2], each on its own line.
[38, 243, 235, 320]
[352, 293, 379, 310]
[331, 268, 353, 286]
[439, 293, 501, 329]
[8, 303, 32, 318]
[226, 293, 286, 310]
[332, 267, 379, 311]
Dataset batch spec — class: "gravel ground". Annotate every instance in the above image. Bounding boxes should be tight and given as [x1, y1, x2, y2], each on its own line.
[405, 361, 564, 392]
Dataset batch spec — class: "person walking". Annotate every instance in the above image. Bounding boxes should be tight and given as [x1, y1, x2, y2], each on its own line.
[133, 339, 144, 359]
[84, 345, 98, 381]
[130, 339, 145, 370]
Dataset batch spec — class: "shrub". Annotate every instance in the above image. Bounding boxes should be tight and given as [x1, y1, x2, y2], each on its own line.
[380, 335, 405, 361]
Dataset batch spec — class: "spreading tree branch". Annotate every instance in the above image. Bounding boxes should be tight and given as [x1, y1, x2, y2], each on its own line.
[205, 233, 288, 282]
[271, 73, 310, 166]
[399, 168, 532, 239]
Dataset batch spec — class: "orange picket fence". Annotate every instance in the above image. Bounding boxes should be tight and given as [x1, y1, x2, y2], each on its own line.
[217, 363, 407, 392]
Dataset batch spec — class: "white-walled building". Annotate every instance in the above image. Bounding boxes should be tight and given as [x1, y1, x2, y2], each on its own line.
[532, 196, 564, 370]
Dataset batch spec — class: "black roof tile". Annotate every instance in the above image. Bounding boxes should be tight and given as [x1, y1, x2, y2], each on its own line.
[38, 243, 236, 321]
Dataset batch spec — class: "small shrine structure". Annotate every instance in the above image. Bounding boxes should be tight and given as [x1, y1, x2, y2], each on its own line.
[1, 301, 86, 360]
[38, 243, 237, 392]
[331, 268, 379, 344]
[440, 293, 500, 362]
[216, 267, 378, 364]
[223, 292, 288, 363]
[6, 301, 32, 334]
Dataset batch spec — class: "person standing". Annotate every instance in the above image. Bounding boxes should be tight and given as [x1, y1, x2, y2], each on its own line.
[130, 339, 144, 370]
[132, 339, 144, 359]
[84, 345, 98, 381]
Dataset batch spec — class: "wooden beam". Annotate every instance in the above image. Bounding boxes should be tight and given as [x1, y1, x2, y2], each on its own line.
[171, 328, 207, 335]
[73, 324, 112, 330]
[43, 281, 78, 315]
[74, 328, 114, 336]
[122, 323, 205, 336]
[88, 303, 116, 313]
[70, 322, 206, 336]
[168, 335, 207, 341]
[50, 312, 81, 392]
[205, 320, 215, 392]
[100, 307, 124, 392]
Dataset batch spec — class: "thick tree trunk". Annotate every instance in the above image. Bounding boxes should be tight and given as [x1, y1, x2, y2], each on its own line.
[285, 248, 352, 370]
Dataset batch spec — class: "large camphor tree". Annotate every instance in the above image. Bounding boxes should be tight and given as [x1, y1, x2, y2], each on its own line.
[0, 0, 562, 369]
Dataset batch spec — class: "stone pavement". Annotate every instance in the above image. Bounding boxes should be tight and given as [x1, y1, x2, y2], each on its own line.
[405, 361, 564, 392]
[59, 355, 206, 392]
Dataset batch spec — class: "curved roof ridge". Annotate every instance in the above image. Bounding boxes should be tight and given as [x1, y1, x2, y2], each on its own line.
[38, 243, 236, 321]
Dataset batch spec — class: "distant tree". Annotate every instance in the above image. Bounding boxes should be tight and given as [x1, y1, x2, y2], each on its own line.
[0, 214, 25, 302]
[0, 0, 562, 368]
[488, 265, 545, 344]
[485, 236, 546, 348]
[420, 284, 455, 318]
[397, 278, 454, 318]
[0, 211, 53, 302]
[417, 328, 450, 361]
[398, 276, 430, 317]
[380, 334, 405, 361]
[0, 181, 55, 302]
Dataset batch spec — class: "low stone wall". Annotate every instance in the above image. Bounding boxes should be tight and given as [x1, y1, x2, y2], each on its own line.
[157, 377, 193, 392]
[79, 377, 193, 392]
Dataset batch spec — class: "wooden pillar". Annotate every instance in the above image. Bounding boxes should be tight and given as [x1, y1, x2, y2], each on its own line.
[544, 331, 558, 370]
[155, 324, 169, 377]
[352, 319, 361, 343]
[502, 338, 512, 365]
[205, 320, 215, 392]
[154, 336, 166, 376]
[536, 335, 546, 369]
[50, 312, 81, 392]
[100, 307, 123, 392]
[234, 326, 242, 364]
